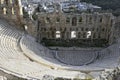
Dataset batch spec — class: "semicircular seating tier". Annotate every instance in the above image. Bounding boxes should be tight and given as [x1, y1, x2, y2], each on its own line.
[20, 33, 120, 69]
[0, 20, 86, 79]
[0, 19, 120, 80]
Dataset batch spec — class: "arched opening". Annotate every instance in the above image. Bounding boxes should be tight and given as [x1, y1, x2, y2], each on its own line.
[87, 31, 91, 38]
[45, 17, 50, 23]
[3, 7, 7, 15]
[98, 33, 101, 38]
[56, 17, 60, 23]
[56, 31, 61, 38]
[1, 0, 4, 4]
[24, 25, 28, 31]
[79, 17, 82, 22]
[71, 31, 76, 38]
[100, 17, 102, 23]
[66, 17, 70, 23]
[72, 17, 77, 26]
[51, 31, 55, 38]
[89, 16, 92, 23]
[12, 7, 14, 15]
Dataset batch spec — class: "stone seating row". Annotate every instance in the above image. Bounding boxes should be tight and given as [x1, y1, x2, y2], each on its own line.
[0, 20, 83, 79]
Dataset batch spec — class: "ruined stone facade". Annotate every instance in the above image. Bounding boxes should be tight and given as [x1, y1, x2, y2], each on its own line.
[0, 0, 116, 47]
[37, 12, 115, 46]
[0, 0, 23, 29]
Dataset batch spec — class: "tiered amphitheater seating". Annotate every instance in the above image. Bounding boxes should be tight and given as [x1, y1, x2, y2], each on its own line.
[19, 35, 106, 71]
[0, 20, 85, 79]
[19, 27, 120, 71]
[89, 43, 120, 68]
[0, 19, 120, 80]
[20, 35, 68, 68]
[0, 21, 46, 79]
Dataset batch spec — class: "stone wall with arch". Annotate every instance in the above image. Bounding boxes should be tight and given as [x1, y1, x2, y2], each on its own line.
[37, 12, 115, 46]
[0, 0, 23, 29]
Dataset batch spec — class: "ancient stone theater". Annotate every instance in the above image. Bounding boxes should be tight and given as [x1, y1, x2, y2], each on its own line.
[0, 0, 120, 80]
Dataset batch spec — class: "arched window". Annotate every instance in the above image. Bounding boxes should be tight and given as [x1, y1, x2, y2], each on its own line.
[52, 31, 55, 38]
[89, 17, 92, 23]
[100, 17, 102, 23]
[98, 33, 101, 38]
[56, 31, 61, 38]
[111, 19, 113, 26]
[3, 7, 7, 15]
[45, 17, 50, 23]
[72, 17, 77, 26]
[56, 17, 60, 23]
[79, 17, 82, 22]
[1, 0, 4, 4]
[71, 31, 76, 38]
[87, 31, 91, 38]
[66, 17, 70, 23]
[24, 25, 28, 31]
